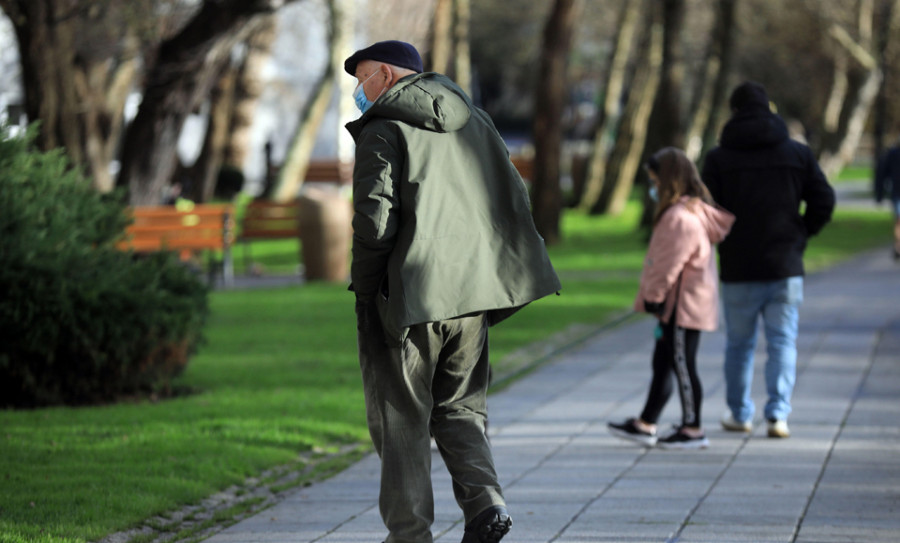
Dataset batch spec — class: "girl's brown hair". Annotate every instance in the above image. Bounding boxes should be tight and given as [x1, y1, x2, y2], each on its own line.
[645, 147, 714, 226]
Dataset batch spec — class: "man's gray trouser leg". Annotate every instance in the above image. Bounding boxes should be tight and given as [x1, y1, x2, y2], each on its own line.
[357, 306, 504, 543]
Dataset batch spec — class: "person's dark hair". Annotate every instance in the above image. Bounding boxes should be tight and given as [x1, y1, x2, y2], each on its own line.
[729, 81, 770, 112]
[645, 147, 714, 226]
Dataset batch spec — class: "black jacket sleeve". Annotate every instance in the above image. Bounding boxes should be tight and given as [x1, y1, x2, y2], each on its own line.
[801, 147, 835, 237]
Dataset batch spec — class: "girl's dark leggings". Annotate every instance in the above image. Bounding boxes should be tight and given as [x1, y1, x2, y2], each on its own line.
[639, 317, 703, 428]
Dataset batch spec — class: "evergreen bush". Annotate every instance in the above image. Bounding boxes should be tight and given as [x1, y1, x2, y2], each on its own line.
[0, 125, 209, 407]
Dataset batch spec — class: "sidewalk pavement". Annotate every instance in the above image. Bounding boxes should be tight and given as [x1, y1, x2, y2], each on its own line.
[205, 247, 900, 543]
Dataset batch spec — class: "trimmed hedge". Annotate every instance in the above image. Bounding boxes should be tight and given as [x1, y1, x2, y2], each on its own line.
[0, 125, 209, 407]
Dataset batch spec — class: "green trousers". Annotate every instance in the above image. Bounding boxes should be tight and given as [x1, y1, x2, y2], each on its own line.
[356, 303, 506, 543]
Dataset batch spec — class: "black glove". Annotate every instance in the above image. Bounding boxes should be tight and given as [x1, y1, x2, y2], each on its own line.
[643, 300, 664, 316]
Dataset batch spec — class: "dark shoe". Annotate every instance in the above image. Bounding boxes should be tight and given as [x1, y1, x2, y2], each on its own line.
[461, 505, 512, 543]
[657, 427, 709, 450]
[607, 418, 657, 446]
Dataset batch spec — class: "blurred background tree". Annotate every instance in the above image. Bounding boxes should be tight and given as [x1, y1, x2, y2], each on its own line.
[1, 0, 898, 230]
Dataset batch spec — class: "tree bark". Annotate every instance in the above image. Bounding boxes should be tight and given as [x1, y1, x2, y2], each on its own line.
[117, 0, 291, 206]
[273, 0, 348, 203]
[226, 14, 277, 176]
[531, 0, 581, 245]
[697, 0, 737, 166]
[647, 0, 687, 152]
[183, 61, 239, 203]
[639, 0, 686, 227]
[817, 5, 891, 178]
[577, 0, 641, 211]
[453, 0, 472, 95]
[686, 0, 737, 163]
[593, 6, 664, 216]
[429, 0, 453, 74]
[0, 0, 141, 193]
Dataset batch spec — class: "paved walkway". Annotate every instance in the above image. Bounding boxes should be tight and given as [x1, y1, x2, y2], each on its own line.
[205, 247, 900, 543]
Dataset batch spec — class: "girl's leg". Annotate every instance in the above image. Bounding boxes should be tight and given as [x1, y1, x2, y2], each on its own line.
[639, 321, 674, 425]
[671, 326, 703, 429]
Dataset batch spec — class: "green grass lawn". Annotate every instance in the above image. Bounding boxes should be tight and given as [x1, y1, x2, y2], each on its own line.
[0, 196, 893, 543]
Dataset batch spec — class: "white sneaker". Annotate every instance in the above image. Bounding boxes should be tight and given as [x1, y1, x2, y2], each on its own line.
[721, 411, 752, 432]
[767, 419, 790, 438]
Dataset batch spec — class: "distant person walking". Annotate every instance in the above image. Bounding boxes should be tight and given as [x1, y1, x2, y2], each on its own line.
[608, 147, 734, 450]
[702, 81, 835, 439]
[344, 40, 560, 543]
[875, 140, 900, 260]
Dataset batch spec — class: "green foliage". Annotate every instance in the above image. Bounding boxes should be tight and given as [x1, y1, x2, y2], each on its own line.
[0, 125, 209, 407]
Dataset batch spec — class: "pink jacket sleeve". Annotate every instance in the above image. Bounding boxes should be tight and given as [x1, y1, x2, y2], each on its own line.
[633, 207, 699, 317]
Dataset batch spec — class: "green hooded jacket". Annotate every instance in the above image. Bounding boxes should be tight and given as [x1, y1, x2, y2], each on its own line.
[345, 72, 561, 342]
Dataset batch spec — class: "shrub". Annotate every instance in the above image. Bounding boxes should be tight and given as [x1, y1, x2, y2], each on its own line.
[0, 125, 209, 407]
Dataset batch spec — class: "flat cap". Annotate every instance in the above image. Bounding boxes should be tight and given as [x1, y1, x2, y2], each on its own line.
[343, 40, 423, 76]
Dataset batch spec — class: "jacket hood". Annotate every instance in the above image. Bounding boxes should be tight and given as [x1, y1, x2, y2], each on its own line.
[719, 110, 789, 150]
[346, 72, 471, 139]
[687, 197, 735, 244]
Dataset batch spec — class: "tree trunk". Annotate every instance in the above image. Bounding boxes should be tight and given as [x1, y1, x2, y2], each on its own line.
[184, 61, 239, 203]
[273, 0, 347, 203]
[531, 0, 581, 246]
[593, 6, 664, 216]
[639, 0, 686, 227]
[117, 1, 288, 206]
[453, 0, 472, 95]
[429, 0, 453, 74]
[817, 10, 888, 178]
[577, 0, 641, 211]
[0, 0, 140, 193]
[226, 14, 277, 176]
[822, 50, 849, 135]
[697, 0, 737, 166]
[686, 0, 737, 162]
[647, 0, 687, 152]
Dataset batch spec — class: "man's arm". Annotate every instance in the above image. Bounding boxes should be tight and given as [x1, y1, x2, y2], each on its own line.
[801, 147, 836, 237]
[350, 129, 401, 301]
[700, 152, 723, 205]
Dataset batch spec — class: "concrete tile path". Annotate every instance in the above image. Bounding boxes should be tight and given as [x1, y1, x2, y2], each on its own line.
[205, 247, 900, 543]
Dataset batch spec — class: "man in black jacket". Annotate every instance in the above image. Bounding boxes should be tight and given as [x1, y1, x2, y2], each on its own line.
[702, 81, 835, 439]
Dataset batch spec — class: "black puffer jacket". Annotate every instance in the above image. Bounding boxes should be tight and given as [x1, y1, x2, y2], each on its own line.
[701, 109, 835, 282]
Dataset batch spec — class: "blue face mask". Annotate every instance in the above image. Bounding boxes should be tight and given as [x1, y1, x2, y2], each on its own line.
[353, 72, 380, 114]
[649, 185, 659, 203]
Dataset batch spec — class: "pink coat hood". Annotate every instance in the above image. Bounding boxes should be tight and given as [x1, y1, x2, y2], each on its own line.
[633, 197, 735, 331]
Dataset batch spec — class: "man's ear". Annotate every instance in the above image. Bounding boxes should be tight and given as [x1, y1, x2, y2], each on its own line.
[380, 63, 394, 87]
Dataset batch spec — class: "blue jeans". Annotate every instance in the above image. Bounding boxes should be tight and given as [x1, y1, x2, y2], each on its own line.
[721, 277, 803, 423]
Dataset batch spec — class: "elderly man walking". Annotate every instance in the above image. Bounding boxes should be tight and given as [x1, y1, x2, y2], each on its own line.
[702, 81, 835, 439]
[344, 40, 560, 543]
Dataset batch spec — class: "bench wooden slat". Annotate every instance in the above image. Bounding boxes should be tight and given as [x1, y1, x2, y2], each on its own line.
[118, 204, 235, 287]
[236, 199, 303, 273]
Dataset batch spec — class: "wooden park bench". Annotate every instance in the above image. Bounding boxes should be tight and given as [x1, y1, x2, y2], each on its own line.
[237, 199, 302, 273]
[303, 159, 353, 184]
[118, 204, 235, 287]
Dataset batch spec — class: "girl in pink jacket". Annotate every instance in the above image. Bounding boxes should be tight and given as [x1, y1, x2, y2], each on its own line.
[609, 147, 735, 450]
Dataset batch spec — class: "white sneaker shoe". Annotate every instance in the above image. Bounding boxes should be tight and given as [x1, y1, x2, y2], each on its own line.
[721, 411, 752, 432]
[767, 419, 790, 438]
